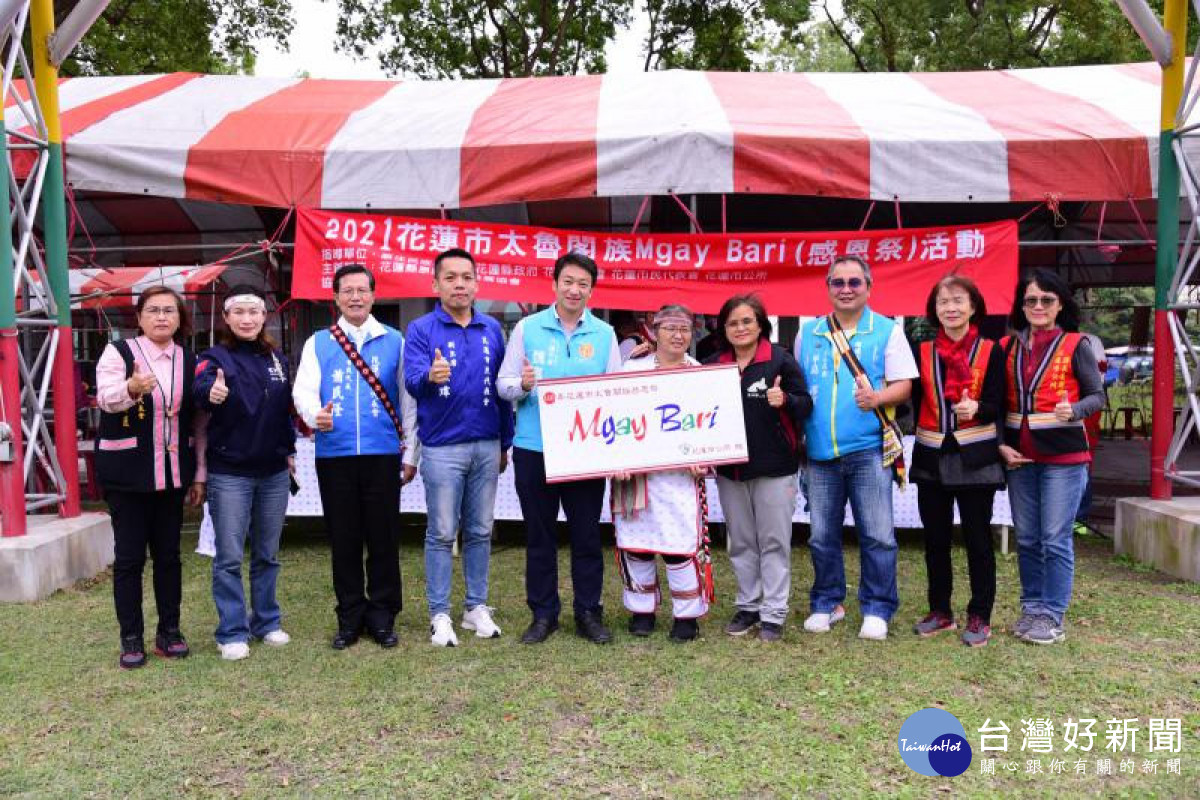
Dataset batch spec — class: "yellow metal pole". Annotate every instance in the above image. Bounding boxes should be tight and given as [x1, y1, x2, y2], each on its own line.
[29, 0, 81, 515]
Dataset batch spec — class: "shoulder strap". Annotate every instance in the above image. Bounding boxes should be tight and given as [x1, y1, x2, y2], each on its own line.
[825, 314, 907, 483]
[327, 325, 405, 446]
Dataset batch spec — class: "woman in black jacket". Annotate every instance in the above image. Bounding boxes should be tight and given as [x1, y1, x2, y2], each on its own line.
[705, 294, 812, 642]
[909, 276, 1005, 648]
[193, 285, 296, 661]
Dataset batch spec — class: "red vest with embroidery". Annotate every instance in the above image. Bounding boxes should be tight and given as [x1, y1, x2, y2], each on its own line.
[1002, 332, 1088, 454]
[917, 338, 993, 434]
[912, 338, 1000, 474]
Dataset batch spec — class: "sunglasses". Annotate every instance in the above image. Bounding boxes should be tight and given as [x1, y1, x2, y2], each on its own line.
[1023, 295, 1059, 309]
[828, 277, 866, 290]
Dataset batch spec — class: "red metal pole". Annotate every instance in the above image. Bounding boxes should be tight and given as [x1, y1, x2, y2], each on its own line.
[0, 333, 25, 536]
[51, 327, 80, 516]
[1150, 312, 1175, 497]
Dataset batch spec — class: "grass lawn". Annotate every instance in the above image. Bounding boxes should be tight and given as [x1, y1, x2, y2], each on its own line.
[1, 518, 1198, 798]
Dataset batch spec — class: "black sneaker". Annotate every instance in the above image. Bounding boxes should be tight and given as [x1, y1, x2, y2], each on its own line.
[574, 610, 613, 644]
[371, 629, 399, 649]
[519, 617, 559, 644]
[154, 629, 190, 659]
[628, 613, 656, 637]
[119, 636, 146, 670]
[331, 629, 360, 650]
[724, 609, 760, 636]
[669, 618, 699, 642]
[758, 621, 784, 643]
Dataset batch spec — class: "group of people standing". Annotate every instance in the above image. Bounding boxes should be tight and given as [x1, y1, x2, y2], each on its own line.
[93, 245, 1102, 669]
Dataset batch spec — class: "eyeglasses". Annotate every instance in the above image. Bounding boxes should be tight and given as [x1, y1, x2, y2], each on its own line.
[724, 317, 758, 330]
[828, 277, 866, 290]
[1023, 295, 1059, 309]
[338, 287, 372, 298]
[142, 306, 179, 316]
[658, 325, 691, 336]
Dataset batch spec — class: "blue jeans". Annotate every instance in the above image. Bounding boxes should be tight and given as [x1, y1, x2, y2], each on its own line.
[1006, 462, 1087, 625]
[208, 469, 290, 644]
[805, 447, 899, 620]
[421, 440, 501, 617]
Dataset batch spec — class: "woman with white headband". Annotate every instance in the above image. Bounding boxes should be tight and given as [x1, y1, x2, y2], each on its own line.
[611, 304, 714, 642]
[193, 284, 297, 661]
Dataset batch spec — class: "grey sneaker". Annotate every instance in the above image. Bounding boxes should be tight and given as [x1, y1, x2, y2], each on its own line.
[1024, 615, 1065, 645]
[913, 611, 956, 637]
[758, 621, 783, 642]
[1012, 612, 1037, 640]
[961, 615, 992, 648]
[725, 610, 761, 636]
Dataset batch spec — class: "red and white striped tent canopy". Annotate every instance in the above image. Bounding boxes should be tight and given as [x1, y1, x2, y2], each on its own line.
[24, 264, 228, 308]
[1, 63, 1181, 211]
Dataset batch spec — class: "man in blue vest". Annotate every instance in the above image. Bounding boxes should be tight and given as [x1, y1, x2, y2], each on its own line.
[498, 252, 622, 644]
[293, 264, 418, 650]
[795, 255, 917, 641]
[404, 248, 514, 647]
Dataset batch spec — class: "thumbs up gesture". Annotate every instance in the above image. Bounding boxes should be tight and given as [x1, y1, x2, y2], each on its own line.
[520, 357, 537, 392]
[953, 387, 978, 422]
[209, 368, 230, 405]
[316, 399, 335, 432]
[1054, 390, 1074, 422]
[126, 363, 157, 398]
[428, 348, 451, 385]
[853, 374, 877, 411]
[766, 375, 786, 408]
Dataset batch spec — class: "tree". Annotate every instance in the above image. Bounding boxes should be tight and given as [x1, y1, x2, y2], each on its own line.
[815, 0, 1182, 73]
[334, 0, 811, 77]
[334, 0, 632, 78]
[59, 0, 293, 76]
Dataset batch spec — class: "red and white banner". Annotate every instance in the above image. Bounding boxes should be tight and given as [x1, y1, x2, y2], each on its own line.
[293, 208, 1018, 316]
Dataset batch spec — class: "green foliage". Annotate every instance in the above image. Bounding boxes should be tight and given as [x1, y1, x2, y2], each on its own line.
[334, 0, 633, 78]
[60, 0, 293, 76]
[818, 0, 1192, 72]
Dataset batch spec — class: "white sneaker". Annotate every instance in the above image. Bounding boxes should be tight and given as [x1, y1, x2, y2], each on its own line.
[218, 641, 250, 661]
[461, 605, 502, 639]
[430, 613, 458, 647]
[859, 615, 889, 641]
[803, 605, 846, 633]
[261, 629, 290, 647]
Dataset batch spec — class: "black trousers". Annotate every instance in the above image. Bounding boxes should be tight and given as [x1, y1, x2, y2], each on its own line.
[106, 488, 185, 640]
[315, 455, 402, 632]
[513, 447, 606, 620]
[917, 482, 997, 622]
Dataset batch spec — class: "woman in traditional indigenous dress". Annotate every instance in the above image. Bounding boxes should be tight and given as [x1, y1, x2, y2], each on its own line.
[998, 269, 1105, 645]
[611, 305, 713, 642]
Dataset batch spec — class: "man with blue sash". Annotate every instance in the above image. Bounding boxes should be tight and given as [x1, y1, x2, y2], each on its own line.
[293, 265, 418, 650]
[498, 253, 622, 644]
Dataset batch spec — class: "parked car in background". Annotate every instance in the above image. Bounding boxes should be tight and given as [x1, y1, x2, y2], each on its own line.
[1104, 347, 1153, 386]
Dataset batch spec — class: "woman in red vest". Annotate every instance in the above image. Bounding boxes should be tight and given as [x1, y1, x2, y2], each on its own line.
[999, 269, 1105, 646]
[910, 276, 1005, 647]
[95, 287, 207, 669]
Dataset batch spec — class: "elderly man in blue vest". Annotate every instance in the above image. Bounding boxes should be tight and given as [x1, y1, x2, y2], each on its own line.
[498, 252, 622, 645]
[404, 248, 514, 647]
[795, 255, 917, 641]
[293, 264, 418, 650]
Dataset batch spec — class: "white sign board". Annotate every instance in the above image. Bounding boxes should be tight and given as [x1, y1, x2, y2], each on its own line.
[537, 364, 748, 483]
